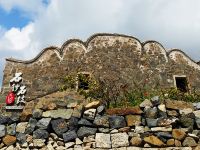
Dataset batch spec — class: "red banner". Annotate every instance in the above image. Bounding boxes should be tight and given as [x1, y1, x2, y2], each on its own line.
[6, 92, 15, 105]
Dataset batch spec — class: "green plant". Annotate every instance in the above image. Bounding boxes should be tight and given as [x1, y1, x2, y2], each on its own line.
[61, 72, 200, 109]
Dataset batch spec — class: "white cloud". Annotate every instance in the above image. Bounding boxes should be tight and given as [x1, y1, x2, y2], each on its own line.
[1, 0, 200, 62]
[0, 0, 46, 17]
[0, 23, 34, 51]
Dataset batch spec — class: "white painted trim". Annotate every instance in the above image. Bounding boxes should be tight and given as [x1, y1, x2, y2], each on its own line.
[173, 75, 191, 93]
[173, 75, 186, 88]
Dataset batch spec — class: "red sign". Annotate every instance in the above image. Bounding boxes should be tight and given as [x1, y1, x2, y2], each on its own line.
[6, 92, 15, 105]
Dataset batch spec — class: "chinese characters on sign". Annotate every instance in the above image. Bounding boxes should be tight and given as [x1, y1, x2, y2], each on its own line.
[5, 72, 26, 110]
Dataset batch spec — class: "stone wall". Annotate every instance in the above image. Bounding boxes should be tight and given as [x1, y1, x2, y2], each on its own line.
[2, 33, 200, 100]
[1, 96, 200, 149]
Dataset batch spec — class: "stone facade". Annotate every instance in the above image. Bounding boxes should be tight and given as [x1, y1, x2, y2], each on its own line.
[1, 33, 200, 100]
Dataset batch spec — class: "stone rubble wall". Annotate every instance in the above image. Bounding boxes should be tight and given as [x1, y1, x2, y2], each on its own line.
[2, 33, 200, 100]
[1, 96, 200, 149]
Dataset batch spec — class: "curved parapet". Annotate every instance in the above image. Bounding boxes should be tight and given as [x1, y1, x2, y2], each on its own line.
[168, 49, 200, 70]
[143, 41, 168, 63]
[5, 33, 143, 64]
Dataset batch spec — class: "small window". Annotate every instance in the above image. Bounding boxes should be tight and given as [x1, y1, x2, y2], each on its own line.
[77, 73, 90, 90]
[174, 76, 188, 92]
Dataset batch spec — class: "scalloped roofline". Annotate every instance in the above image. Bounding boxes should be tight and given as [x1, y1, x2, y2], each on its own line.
[5, 33, 199, 65]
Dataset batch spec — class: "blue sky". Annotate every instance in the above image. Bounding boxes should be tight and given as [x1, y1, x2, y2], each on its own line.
[1, 0, 200, 88]
[0, 8, 30, 29]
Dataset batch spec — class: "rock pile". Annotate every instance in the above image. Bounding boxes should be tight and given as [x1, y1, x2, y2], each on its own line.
[1, 97, 200, 149]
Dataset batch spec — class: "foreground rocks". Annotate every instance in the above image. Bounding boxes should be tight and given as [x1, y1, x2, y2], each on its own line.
[1, 98, 200, 149]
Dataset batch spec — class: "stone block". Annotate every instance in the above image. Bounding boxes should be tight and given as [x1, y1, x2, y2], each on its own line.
[95, 133, 111, 148]
[111, 133, 129, 148]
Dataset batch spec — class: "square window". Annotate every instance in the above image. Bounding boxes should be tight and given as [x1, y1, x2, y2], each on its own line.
[77, 73, 90, 90]
[174, 76, 189, 92]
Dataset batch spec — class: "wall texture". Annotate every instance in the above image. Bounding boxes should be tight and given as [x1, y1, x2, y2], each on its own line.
[1, 33, 200, 100]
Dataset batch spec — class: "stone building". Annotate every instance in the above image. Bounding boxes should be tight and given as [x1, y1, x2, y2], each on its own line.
[1, 33, 200, 101]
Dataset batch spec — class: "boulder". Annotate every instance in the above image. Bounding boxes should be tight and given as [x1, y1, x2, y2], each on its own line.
[150, 126, 172, 132]
[42, 109, 73, 119]
[196, 118, 200, 129]
[47, 102, 57, 110]
[144, 135, 165, 147]
[180, 115, 194, 128]
[72, 105, 83, 118]
[194, 110, 200, 118]
[167, 139, 175, 146]
[0, 125, 6, 138]
[49, 133, 58, 141]
[125, 115, 141, 127]
[32, 109, 43, 119]
[110, 129, 119, 133]
[67, 101, 78, 108]
[118, 127, 130, 132]
[111, 133, 129, 148]
[83, 135, 95, 143]
[9, 112, 21, 123]
[0, 115, 12, 124]
[78, 118, 93, 126]
[167, 110, 179, 117]
[83, 108, 96, 120]
[65, 142, 75, 149]
[145, 107, 158, 118]
[16, 122, 28, 133]
[130, 137, 142, 146]
[95, 133, 111, 148]
[51, 118, 68, 136]
[33, 129, 49, 139]
[180, 108, 193, 115]
[157, 118, 177, 127]
[109, 116, 126, 129]
[85, 101, 100, 109]
[93, 115, 109, 127]
[188, 133, 199, 141]
[3, 135, 16, 146]
[54, 100, 67, 108]
[151, 96, 160, 106]
[16, 133, 26, 145]
[135, 126, 145, 134]
[77, 127, 97, 138]
[75, 138, 83, 145]
[7, 123, 16, 136]
[68, 117, 79, 131]
[98, 128, 110, 133]
[165, 99, 194, 110]
[182, 137, 197, 147]
[36, 118, 51, 129]
[139, 99, 153, 108]
[25, 118, 37, 134]
[146, 118, 157, 127]
[97, 105, 105, 114]
[33, 139, 45, 148]
[172, 129, 186, 141]
[158, 111, 167, 118]
[155, 132, 172, 139]
[158, 104, 166, 112]
[20, 101, 34, 121]
[195, 102, 200, 110]
[63, 130, 77, 142]
[106, 107, 143, 115]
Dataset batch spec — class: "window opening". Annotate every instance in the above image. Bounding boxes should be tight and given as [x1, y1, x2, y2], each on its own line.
[77, 73, 90, 90]
[175, 76, 188, 92]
